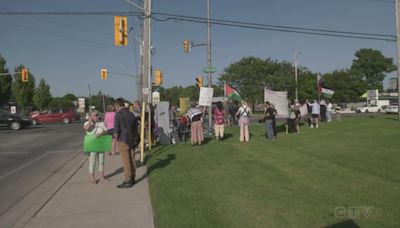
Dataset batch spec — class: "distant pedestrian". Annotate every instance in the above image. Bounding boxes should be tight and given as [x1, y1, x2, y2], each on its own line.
[326, 100, 333, 122]
[104, 105, 117, 156]
[236, 101, 252, 142]
[271, 103, 278, 138]
[187, 103, 204, 146]
[320, 99, 327, 122]
[213, 101, 225, 141]
[177, 115, 188, 143]
[294, 101, 301, 133]
[114, 98, 139, 188]
[264, 102, 276, 140]
[83, 110, 108, 184]
[307, 99, 320, 128]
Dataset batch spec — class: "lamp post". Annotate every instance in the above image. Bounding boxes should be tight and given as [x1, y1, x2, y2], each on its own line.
[294, 51, 301, 101]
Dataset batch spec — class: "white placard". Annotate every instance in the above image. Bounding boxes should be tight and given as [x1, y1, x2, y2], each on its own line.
[143, 88, 149, 95]
[152, 91, 160, 104]
[10, 106, 16, 114]
[264, 88, 288, 118]
[199, 87, 214, 106]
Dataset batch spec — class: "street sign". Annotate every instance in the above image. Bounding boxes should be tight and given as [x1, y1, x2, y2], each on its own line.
[143, 88, 149, 95]
[203, 67, 217, 73]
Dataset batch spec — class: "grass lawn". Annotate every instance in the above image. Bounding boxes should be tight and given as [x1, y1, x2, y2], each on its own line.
[146, 116, 400, 228]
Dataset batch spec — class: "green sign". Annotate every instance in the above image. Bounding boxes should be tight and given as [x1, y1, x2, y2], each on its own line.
[83, 134, 112, 152]
[203, 67, 217, 73]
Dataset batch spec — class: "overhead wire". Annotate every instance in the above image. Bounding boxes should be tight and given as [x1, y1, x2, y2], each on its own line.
[0, 10, 395, 41]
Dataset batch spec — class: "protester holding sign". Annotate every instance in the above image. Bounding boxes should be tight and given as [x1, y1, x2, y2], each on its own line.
[83, 110, 109, 184]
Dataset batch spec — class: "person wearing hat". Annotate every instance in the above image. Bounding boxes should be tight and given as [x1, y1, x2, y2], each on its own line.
[83, 110, 108, 184]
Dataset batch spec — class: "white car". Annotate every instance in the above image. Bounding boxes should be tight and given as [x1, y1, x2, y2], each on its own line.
[386, 105, 398, 114]
[355, 105, 383, 113]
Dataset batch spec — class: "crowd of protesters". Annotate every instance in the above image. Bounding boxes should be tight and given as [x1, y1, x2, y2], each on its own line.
[83, 97, 339, 186]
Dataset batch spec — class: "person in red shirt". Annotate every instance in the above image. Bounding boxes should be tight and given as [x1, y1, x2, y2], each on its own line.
[213, 102, 225, 141]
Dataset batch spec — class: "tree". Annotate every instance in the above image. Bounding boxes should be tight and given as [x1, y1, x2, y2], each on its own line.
[33, 79, 52, 111]
[12, 65, 36, 115]
[0, 54, 12, 107]
[323, 69, 367, 103]
[63, 93, 77, 102]
[351, 48, 396, 91]
[219, 57, 299, 104]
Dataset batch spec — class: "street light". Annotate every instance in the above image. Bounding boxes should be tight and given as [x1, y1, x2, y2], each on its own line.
[294, 51, 301, 101]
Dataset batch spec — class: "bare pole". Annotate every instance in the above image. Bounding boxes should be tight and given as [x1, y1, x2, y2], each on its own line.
[142, 0, 151, 104]
[395, 0, 400, 121]
[294, 51, 301, 101]
[207, 0, 212, 131]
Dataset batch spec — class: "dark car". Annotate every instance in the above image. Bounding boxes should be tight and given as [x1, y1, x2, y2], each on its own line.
[31, 108, 78, 125]
[0, 109, 33, 130]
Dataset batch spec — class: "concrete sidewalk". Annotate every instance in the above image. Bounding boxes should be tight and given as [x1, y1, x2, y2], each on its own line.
[23, 152, 155, 228]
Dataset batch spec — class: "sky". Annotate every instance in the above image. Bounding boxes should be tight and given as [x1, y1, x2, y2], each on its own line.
[0, 0, 397, 102]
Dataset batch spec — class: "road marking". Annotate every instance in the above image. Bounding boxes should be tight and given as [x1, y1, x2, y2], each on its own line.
[0, 152, 50, 181]
[0, 151, 29, 155]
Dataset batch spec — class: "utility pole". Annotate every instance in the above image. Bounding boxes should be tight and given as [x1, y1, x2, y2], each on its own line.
[395, 0, 400, 121]
[207, 0, 212, 131]
[143, 0, 152, 104]
[88, 84, 92, 112]
[294, 51, 301, 101]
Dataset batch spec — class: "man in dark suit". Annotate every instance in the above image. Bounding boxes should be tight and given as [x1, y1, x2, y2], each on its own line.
[114, 98, 138, 188]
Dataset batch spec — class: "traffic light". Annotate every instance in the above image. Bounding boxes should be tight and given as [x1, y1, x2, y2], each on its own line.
[21, 68, 28, 82]
[154, 69, 163, 86]
[196, 76, 203, 88]
[114, 16, 128, 46]
[100, 68, 108, 80]
[183, 39, 191, 53]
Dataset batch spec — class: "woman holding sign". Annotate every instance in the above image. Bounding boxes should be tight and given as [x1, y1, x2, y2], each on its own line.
[84, 110, 109, 184]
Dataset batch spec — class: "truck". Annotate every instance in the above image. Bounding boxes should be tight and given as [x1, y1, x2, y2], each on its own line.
[355, 99, 389, 113]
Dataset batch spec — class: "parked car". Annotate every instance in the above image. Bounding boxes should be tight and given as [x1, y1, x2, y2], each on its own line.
[355, 105, 383, 113]
[386, 105, 398, 114]
[31, 108, 78, 125]
[0, 109, 32, 130]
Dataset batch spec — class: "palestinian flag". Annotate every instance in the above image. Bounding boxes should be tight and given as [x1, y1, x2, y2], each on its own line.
[224, 83, 241, 101]
[321, 87, 335, 98]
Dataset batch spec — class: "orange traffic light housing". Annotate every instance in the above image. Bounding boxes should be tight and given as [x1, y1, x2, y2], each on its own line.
[154, 69, 163, 86]
[101, 68, 108, 80]
[196, 76, 203, 88]
[114, 16, 128, 46]
[21, 68, 29, 82]
[183, 39, 191, 53]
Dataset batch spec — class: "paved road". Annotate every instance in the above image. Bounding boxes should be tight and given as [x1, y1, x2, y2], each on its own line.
[0, 123, 84, 227]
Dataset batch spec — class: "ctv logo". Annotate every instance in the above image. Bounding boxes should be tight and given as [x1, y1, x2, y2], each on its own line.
[334, 206, 374, 219]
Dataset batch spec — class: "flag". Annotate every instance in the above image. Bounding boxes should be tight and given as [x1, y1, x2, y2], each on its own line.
[224, 83, 241, 100]
[321, 87, 335, 98]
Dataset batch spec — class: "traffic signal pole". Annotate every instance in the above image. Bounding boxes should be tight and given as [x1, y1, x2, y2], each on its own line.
[143, 0, 152, 104]
[207, 0, 212, 132]
[395, 0, 400, 121]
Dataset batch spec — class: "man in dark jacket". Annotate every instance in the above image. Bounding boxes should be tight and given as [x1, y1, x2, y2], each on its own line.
[114, 98, 138, 188]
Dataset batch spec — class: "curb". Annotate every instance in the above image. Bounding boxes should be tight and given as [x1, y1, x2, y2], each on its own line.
[12, 152, 87, 228]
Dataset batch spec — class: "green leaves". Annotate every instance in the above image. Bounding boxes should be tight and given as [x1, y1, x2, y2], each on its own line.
[351, 48, 396, 91]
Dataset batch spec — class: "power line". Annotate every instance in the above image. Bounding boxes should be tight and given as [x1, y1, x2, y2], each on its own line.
[0, 5, 112, 38]
[0, 10, 395, 41]
[0, 18, 123, 48]
[152, 12, 396, 40]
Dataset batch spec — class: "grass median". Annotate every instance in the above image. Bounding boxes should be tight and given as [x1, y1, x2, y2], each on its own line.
[146, 116, 400, 228]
